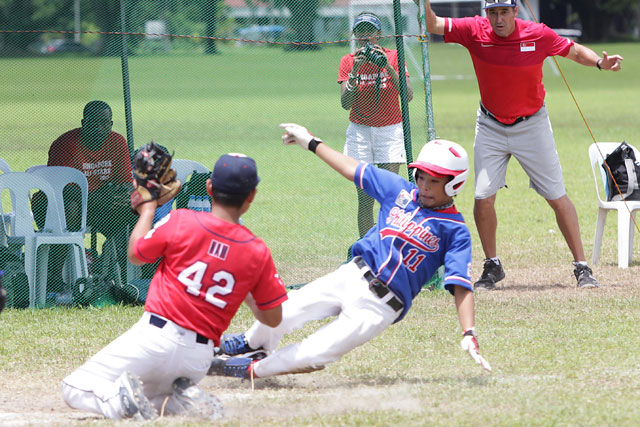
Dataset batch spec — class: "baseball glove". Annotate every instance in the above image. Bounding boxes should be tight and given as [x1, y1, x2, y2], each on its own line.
[130, 142, 182, 213]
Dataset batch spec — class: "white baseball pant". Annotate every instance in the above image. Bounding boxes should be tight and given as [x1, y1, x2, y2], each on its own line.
[61, 311, 213, 419]
[246, 260, 401, 377]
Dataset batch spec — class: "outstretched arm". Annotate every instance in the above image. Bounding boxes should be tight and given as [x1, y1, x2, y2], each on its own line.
[413, 0, 446, 35]
[454, 285, 475, 331]
[455, 285, 492, 371]
[127, 200, 157, 265]
[565, 44, 623, 71]
[280, 123, 360, 182]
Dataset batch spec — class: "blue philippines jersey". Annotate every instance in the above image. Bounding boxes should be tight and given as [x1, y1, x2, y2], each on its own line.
[352, 163, 473, 322]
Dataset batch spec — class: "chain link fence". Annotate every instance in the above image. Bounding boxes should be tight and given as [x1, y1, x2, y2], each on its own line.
[0, 0, 482, 309]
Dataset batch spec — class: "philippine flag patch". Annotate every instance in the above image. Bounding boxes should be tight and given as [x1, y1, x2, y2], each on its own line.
[520, 42, 535, 52]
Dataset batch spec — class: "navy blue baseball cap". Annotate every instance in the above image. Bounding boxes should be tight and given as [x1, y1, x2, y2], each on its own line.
[484, 0, 516, 9]
[211, 153, 260, 194]
[353, 14, 382, 32]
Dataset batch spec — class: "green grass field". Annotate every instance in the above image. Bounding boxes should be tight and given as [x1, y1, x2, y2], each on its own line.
[1, 41, 639, 425]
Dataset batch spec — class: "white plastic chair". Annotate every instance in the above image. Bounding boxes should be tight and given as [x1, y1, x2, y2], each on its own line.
[0, 158, 11, 173]
[24, 164, 47, 173]
[172, 159, 209, 185]
[0, 158, 14, 234]
[0, 172, 87, 307]
[27, 166, 89, 235]
[589, 142, 640, 268]
[27, 166, 90, 287]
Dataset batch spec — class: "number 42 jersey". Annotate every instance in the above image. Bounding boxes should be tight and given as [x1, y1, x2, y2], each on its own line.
[134, 209, 288, 345]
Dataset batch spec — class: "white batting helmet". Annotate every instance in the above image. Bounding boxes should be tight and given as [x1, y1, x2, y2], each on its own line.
[408, 139, 470, 197]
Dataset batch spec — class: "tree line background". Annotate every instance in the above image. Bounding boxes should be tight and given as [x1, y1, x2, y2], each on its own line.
[0, 0, 638, 57]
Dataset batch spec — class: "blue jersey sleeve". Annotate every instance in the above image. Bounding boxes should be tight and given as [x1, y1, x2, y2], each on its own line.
[351, 164, 473, 322]
[442, 224, 473, 294]
[354, 163, 412, 203]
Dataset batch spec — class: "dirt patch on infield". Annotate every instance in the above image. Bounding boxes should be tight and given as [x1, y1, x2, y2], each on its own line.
[470, 263, 637, 295]
[0, 373, 422, 426]
[1, 264, 638, 425]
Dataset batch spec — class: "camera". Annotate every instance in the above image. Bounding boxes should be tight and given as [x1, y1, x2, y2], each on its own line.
[361, 43, 387, 67]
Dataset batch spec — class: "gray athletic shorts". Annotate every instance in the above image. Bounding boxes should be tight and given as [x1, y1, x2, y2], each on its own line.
[344, 122, 406, 164]
[474, 104, 566, 200]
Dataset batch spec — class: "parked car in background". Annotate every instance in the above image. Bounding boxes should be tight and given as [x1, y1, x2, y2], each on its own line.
[40, 39, 91, 54]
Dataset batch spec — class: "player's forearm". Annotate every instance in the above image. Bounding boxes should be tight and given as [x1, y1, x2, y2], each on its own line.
[414, 0, 445, 35]
[255, 305, 283, 328]
[388, 68, 413, 102]
[314, 141, 359, 181]
[340, 81, 357, 110]
[454, 286, 475, 331]
[127, 205, 155, 265]
[566, 43, 601, 68]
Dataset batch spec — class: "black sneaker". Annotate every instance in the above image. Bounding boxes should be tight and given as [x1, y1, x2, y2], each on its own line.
[474, 259, 505, 290]
[574, 263, 600, 288]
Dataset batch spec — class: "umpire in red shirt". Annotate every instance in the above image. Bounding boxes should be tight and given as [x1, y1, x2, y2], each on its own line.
[417, 0, 623, 289]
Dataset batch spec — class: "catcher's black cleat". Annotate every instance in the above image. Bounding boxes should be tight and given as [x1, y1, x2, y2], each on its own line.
[474, 258, 505, 290]
[172, 377, 224, 420]
[574, 263, 600, 288]
[209, 352, 265, 379]
[118, 371, 158, 420]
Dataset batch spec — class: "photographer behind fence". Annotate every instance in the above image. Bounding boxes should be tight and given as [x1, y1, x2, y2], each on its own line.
[339, 12, 413, 239]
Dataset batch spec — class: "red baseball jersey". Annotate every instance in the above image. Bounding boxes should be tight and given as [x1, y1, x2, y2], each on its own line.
[48, 128, 132, 192]
[134, 209, 288, 345]
[338, 48, 409, 127]
[444, 16, 573, 124]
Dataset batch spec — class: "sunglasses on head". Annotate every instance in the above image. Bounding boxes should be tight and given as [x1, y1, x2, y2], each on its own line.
[484, 0, 516, 5]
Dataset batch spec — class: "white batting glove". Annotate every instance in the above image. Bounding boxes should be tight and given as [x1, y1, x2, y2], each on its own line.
[279, 123, 322, 151]
[460, 328, 492, 372]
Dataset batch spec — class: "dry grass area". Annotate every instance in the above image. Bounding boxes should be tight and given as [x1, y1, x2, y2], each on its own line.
[1, 262, 638, 426]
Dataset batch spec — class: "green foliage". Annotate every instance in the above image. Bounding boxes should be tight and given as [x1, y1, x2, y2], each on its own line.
[549, 0, 640, 41]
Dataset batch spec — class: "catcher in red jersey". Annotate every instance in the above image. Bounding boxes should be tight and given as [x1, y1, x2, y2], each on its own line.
[61, 153, 287, 421]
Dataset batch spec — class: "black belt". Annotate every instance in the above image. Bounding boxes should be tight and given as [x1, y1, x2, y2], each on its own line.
[480, 103, 529, 127]
[149, 314, 210, 344]
[353, 257, 403, 313]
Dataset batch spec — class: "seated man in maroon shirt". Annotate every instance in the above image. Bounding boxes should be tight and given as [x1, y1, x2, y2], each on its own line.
[34, 100, 135, 295]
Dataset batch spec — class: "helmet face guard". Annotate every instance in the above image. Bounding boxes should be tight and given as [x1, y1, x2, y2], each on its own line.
[409, 139, 470, 197]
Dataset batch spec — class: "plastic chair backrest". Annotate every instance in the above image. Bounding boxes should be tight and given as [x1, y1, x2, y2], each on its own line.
[24, 164, 47, 173]
[589, 142, 640, 204]
[0, 172, 64, 237]
[0, 159, 15, 233]
[172, 159, 209, 185]
[26, 166, 89, 233]
[0, 158, 11, 173]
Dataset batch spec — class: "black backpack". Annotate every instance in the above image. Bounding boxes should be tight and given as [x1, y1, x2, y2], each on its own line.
[602, 142, 640, 201]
